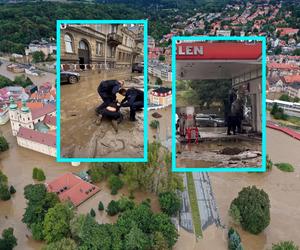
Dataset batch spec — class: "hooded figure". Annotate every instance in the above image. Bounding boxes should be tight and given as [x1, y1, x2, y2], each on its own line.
[119, 88, 144, 121]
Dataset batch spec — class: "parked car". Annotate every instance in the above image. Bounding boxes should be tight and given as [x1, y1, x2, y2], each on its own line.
[60, 71, 80, 84]
[132, 63, 143, 73]
[195, 114, 225, 127]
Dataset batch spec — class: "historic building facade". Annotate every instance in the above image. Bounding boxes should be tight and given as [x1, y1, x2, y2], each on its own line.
[60, 24, 144, 71]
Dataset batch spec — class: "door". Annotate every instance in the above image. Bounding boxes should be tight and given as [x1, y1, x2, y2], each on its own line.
[78, 40, 90, 70]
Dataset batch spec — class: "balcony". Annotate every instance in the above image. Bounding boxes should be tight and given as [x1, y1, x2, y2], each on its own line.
[107, 33, 123, 46]
[132, 46, 143, 55]
[135, 34, 143, 43]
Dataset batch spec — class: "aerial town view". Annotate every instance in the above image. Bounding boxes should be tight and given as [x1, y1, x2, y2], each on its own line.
[0, 0, 300, 250]
[59, 23, 146, 159]
[175, 40, 264, 169]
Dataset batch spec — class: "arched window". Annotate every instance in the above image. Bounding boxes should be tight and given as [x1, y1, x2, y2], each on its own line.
[64, 34, 73, 53]
[79, 40, 88, 50]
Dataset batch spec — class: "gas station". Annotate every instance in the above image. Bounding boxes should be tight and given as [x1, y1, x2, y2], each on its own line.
[174, 40, 265, 169]
[176, 41, 263, 134]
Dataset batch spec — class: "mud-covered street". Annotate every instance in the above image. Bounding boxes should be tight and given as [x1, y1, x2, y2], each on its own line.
[60, 70, 145, 158]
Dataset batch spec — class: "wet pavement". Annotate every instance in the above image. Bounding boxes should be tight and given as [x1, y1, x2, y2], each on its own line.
[60, 71, 144, 158]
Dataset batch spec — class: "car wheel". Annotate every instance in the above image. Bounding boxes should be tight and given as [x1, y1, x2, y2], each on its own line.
[68, 75, 78, 84]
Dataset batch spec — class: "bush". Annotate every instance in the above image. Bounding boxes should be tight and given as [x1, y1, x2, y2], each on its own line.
[32, 168, 39, 179]
[36, 169, 46, 181]
[229, 203, 241, 225]
[158, 192, 181, 216]
[106, 200, 119, 216]
[98, 201, 104, 211]
[0, 136, 9, 152]
[272, 241, 299, 250]
[150, 120, 160, 129]
[90, 208, 96, 217]
[9, 185, 16, 194]
[275, 163, 294, 172]
[118, 196, 135, 212]
[108, 175, 123, 195]
[228, 227, 243, 250]
[230, 186, 270, 234]
[0, 185, 11, 201]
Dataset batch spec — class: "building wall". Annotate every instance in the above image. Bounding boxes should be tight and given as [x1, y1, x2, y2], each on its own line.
[149, 94, 172, 106]
[17, 137, 56, 157]
[60, 24, 143, 69]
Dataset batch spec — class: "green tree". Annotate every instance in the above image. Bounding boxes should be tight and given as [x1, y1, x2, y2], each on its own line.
[32, 51, 46, 63]
[0, 136, 9, 152]
[229, 203, 241, 225]
[36, 169, 46, 181]
[42, 238, 78, 250]
[230, 186, 270, 234]
[0, 185, 11, 201]
[106, 200, 120, 216]
[108, 175, 124, 195]
[98, 201, 104, 211]
[279, 94, 291, 102]
[118, 196, 135, 212]
[292, 49, 300, 56]
[158, 191, 181, 216]
[152, 231, 169, 250]
[158, 55, 165, 62]
[13, 75, 33, 88]
[293, 97, 300, 103]
[43, 203, 74, 243]
[272, 241, 299, 250]
[31, 222, 44, 240]
[228, 227, 243, 250]
[274, 47, 282, 55]
[32, 168, 39, 180]
[90, 208, 96, 217]
[124, 224, 150, 250]
[0, 228, 17, 250]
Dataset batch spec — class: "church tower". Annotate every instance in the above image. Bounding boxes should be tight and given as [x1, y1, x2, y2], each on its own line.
[9, 97, 19, 136]
[19, 100, 34, 130]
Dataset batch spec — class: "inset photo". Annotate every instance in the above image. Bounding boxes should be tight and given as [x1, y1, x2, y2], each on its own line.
[172, 37, 266, 171]
[57, 20, 148, 162]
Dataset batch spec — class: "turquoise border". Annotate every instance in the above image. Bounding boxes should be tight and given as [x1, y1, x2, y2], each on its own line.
[56, 20, 148, 162]
[171, 36, 267, 172]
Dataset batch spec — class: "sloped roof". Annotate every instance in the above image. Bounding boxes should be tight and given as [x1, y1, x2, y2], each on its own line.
[17, 127, 56, 147]
[46, 173, 100, 207]
[31, 104, 55, 120]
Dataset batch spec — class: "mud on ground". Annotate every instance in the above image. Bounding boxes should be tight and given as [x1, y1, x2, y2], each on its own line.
[60, 72, 144, 158]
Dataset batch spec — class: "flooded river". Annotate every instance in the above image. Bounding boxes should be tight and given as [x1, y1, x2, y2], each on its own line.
[60, 71, 144, 158]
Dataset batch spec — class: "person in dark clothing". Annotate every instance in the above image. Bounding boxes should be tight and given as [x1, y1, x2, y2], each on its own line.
[119, 88, 144, 121]
[226, 88, 238, 135]
[95, 101, 123, 132]
[95, 80, 125, 114]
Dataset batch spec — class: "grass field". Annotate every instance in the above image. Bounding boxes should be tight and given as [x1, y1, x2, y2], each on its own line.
[186, 172, 203, 238]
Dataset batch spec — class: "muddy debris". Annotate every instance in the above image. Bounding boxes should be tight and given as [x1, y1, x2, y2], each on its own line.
[152, 112, 162, 118]
[219, 147, 243, 155]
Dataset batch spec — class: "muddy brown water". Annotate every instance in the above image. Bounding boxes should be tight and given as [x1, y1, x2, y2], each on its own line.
[0, 121, 158, 250]
[60, 72, 144, 158]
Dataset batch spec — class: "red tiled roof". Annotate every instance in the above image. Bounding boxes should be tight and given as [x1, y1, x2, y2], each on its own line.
[16, 101, 44, 110]
[17, 127, 56, 147]
[267, 121, 300, 140]
[31, 104, 55, 120]
[282, 75, 300, 84]
[276, 28, 299, 36]
[267, 63, 300, 70]
[43, 114, 56, 126]
[46, 173, 100, 207]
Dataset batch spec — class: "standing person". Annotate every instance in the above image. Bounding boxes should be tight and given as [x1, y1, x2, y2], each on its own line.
[96, 79, 125, 115]
[119, 88, 144, 121]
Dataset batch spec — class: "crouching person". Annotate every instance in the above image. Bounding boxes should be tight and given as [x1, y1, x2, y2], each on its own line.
[96, 101, 123, 132]
[119, 88, 144, 121]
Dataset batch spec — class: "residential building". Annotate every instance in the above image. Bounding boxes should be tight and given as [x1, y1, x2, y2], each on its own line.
[46, 173, 100, 207]
[25, 40, 56, 57]
[60, 24, 143, 71]
[287, 83, 300, 99]
[149, 87, 172, 107]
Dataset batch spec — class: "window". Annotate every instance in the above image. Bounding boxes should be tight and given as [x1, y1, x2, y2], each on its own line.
[79, 40, 88, 50]
[110, 24, 117, 33]
[64, 34, 73, 53]
[96, 42, 103, 55]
